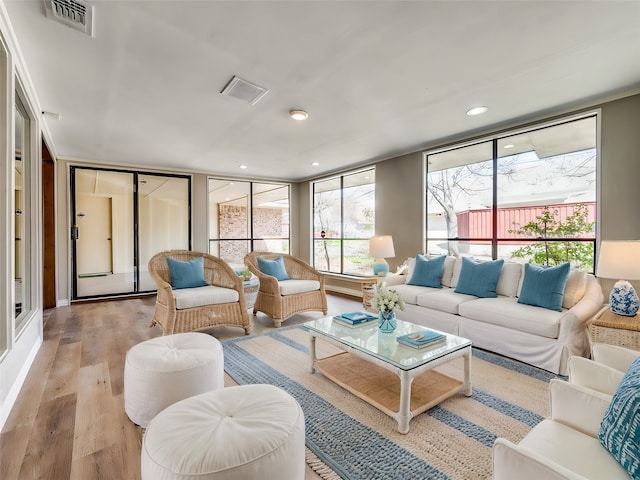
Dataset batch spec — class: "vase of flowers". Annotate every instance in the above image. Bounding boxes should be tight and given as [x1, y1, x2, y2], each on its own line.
[373, 283, 405, 333]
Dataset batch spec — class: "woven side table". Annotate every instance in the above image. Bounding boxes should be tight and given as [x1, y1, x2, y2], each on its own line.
[589, 305, 640, 351]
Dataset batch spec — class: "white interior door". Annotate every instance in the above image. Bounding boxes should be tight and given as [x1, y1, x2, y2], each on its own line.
[76, 194, 113, 275]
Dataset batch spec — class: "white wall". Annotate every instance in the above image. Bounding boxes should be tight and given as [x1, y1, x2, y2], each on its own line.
[0, 1, 44, 429]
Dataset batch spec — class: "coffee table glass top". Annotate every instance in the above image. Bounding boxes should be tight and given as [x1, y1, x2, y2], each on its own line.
[305, 316, 471, 371]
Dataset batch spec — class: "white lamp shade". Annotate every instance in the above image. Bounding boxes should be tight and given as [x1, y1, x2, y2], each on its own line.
[596, 240, 640, 280]
[369, 235, 395, 259]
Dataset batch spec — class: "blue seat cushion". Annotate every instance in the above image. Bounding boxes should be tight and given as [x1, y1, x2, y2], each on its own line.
[257, 255, 290, 281]
[166, 256, 208, 290]
[517, 262, 570, 312]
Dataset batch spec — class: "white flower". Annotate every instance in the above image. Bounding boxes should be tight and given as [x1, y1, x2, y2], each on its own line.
[372, 283, 405, 313]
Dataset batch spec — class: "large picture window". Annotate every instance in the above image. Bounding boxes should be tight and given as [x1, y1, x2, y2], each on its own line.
[313, 169, 375, 276]
[208, 179, 290, 267]
[426, 115, 597, 271]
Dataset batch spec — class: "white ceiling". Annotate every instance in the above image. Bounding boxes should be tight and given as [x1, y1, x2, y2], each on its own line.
[4, 0, 640, 181]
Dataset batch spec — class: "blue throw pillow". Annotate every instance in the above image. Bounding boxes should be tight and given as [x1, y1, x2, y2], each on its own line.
[454, 257, 504, 298]
[517, 262, 570, 312]
[257, 255, 290, 281]
[408, 254, 445, 288]
[599, 357, 640, 478]
[166, 256, 207, 290]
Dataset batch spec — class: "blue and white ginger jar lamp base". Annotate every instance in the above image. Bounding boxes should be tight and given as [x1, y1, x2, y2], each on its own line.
[610, 280, 640, 316]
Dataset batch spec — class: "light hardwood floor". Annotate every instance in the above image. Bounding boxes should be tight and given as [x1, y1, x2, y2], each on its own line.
[0, 293, 362, 480]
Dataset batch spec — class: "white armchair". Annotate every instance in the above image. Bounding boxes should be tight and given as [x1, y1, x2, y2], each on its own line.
[493, 379, 631, 480]
[568, 343, 640, 396]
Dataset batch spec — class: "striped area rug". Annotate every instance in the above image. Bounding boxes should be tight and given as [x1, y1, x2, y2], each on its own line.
[222, 325, 559, 480]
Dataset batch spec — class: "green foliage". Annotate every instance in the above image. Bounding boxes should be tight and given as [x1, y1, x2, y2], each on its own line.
[509, 204, 594, 270]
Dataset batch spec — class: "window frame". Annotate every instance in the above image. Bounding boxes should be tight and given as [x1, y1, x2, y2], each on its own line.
[312, 167, 376, 276]
[207, 178, 291, 262]
[424, 112, 599, 272]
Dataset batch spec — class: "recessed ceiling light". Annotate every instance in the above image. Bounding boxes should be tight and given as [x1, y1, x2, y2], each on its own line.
[312, 162, 319, 166]
[239, 165, 247, 169]
[289, 109, 308, 120]
[503, 144, 515, 149]
[466, 106, 488, 116]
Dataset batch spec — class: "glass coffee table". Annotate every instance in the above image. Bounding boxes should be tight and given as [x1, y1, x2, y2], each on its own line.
[306, 316, 472, 434]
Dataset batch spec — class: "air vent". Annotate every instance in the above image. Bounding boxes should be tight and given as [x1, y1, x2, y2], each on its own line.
[44, 0, 94, 37]
[220, 76, 269, 106]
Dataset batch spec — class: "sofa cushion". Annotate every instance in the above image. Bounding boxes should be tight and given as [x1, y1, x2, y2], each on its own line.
[454, 258, 504, 298]
[167, 256, 208, 290]
[416, 289, 478, 315]
[173, 286, 239, 309]
[408, 254, 445, 288]
[279, 279, 320, 296]
[563, 269, 588, 309]
[459, 297, 562, 338]
[599, 357, 640, 479]
[257, 255, 290, 281]
[392, 284, 439, 305]
[518, 263, 570, 312]
[496, 262, 522, 298]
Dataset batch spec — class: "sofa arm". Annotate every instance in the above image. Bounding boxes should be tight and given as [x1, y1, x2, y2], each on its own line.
[493, 438, 588, 480]
[557, 276, 604, 357]
[568, 356, 624, 396]
[592, 343, 640, 372]
[549, 379, 612, 438]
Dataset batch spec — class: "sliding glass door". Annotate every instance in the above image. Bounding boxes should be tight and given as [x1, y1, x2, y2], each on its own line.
[71, 166, 190, 299]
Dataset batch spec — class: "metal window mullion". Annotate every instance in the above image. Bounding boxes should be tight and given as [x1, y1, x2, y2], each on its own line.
[492, 139, 498, 259]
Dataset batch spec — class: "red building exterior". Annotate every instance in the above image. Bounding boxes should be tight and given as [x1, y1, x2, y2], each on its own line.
[456, 202, 596, 239]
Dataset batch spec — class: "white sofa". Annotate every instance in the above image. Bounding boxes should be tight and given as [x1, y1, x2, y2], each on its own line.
[387, 256, 604, 375]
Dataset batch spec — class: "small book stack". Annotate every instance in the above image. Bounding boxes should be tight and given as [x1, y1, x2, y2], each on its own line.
[396, 330, 446, 349]
[333, 311, 378, 327]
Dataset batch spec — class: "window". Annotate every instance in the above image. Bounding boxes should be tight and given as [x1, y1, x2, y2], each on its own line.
[313, 169, 375, 275]
[208, 179, 290, 266]
[426, 115, 597, 271]
[14, 91, 33, 334]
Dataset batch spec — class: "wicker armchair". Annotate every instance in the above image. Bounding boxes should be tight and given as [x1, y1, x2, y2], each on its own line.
[244, 252, 327, 327]
[148, 250, 250, 335]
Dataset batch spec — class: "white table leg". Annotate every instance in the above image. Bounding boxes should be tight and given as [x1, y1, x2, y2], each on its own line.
[463, 348, 472, 396]
[397, 370, 413, 434]
[309, 334, 317, 374]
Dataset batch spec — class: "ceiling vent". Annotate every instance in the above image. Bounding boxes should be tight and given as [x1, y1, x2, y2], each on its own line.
[220, 76, 269, 106]
[44, 0, 94, 37]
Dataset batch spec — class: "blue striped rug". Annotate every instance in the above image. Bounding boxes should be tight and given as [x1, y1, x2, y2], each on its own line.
[222, 325, 558, 480]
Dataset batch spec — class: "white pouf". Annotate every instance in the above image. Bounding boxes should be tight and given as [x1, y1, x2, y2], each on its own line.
[141, 384, 305, 480]
[124, 332, 223, 427]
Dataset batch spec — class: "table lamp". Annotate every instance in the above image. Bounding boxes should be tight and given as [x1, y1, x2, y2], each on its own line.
[596, 240, 640, 316]
[369, 235, 395, 277]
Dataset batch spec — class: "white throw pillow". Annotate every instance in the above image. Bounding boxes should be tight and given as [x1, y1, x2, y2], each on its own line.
[496, 262, 523, 297]
[563, 269, 587, 309]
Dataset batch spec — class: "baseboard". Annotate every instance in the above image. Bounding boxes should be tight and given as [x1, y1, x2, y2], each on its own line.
[0, 335, 42, 430]
[57, 298, 70, 307]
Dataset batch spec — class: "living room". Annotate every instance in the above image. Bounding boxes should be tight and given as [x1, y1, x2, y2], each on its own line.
[1, 1, 640, 479]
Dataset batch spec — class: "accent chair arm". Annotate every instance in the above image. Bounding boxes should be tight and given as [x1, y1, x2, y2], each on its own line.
[568, 356, 624, 396]
[549, 379, 612, 438]
[592, 343, 640, 373]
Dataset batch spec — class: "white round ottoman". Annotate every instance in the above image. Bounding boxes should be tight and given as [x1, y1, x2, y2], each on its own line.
[141, 384, 305, 480]
[124, 332, 223, 427]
